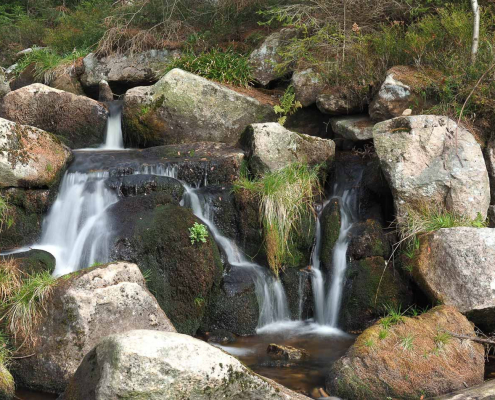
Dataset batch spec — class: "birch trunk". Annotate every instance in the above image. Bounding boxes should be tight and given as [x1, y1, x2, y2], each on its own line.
[471, 0, 480, 64]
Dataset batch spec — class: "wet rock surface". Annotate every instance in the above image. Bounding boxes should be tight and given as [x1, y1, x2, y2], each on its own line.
[267, 343, 309, 361]
[106, 174, 184, 199]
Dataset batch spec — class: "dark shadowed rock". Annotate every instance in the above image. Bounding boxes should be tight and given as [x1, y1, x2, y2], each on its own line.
[105, 174, 184, 199]
[433, 379, 495, 399]
[1, 249, 55, 275]
[316, 88, 367, 116]
[291, 68, 325, 107]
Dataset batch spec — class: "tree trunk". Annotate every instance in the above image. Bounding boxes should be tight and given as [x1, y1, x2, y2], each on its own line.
[471, 0, 480, 64]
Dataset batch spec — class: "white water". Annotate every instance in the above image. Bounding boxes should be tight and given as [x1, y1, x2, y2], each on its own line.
[179, 182, 290, 328]
[310, 184, 359, 327]
[35, 172, 118, 276]
[101, 101, 124, 150]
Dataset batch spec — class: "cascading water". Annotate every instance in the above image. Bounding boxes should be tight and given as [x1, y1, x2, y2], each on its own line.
[101, 101, 124, 150]
[35, 171, 118, 277]
[176, 181, 290, 328]
[310, 176, 361, 327]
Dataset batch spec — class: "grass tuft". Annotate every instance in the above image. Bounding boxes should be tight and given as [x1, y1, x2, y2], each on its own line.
[234, 163, 322, 276]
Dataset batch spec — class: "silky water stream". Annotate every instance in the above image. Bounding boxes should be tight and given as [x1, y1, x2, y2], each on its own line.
[9, 103, 361, 399]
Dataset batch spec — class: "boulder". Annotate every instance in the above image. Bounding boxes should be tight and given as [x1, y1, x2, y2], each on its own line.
[249, 28, 298, 86]
[62, 330, 309, 400]
[68, 142, 244, 187]
[201, 266, 259, 336]
[374, 115, 490, 220]
[241, 122, 335, 175]
[0, 363, 14, 400]
[316, 88, 366, 116]
[80, 50, 179, 89]
[98, 80, 113, 102]
[2, 249, 55, 275]
[413, 227, 495, 332]
[49, 69, 85, 96]
[0, 188, 52, 250]
[369, 66, 439, 121]
[12, 262, 175, 393]
[291, 68, 325, 107]
[0, 84, 109, 149]
[0, 117, 72, 189]
[105, 174, 184, 199]
[327, 306, 485, 399]
[122, 68, 275, 147]
[330, 115, 374, 141]
[434, 379, 495, 399]
[0, 70, 10, 98]
[267, 344, 308, 360]
[109, 193, 224, 335]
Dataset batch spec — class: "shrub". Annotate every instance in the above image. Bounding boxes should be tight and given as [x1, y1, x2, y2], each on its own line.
[273, 85, 302, 125]
[165, 47, 253, 87]
[234, 163, 322, 276]
[189, 222, 209, 245]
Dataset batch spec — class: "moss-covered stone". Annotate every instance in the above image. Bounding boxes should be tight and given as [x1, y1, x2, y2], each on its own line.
[340, 256, 413, 332]
[320, 199, 341, 268]
[110, 192, 223, 335]
[2, 249, 55, 275]
[0, 363, 14, 400]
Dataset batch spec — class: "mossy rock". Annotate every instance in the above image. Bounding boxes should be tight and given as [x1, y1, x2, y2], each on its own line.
[2, 249, 56, 275]
[0, 204, 43, 251]
[320, 198, 341, 269]
[109, 192, 223, 335]
[0, 364, 14, 400]
[340, 256, 413, 332]
[347, 219, 391, 261]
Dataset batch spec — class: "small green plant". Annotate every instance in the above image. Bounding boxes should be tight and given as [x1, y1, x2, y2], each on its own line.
[89, 261, 103, 268]
[434, 331, 451, 349]
[194, 295, 205, 307]
[380, 304, 405, 329]
[0, 196, 13, 233]
[378, 329, 389, 340]
[274, 85, 302, 125]
[364, 338, 375, 348]
[142, 269, 152, 283]
[399, 334, 414, 352]
[189, 222, 209, 245]
[165, 47, 253, 87]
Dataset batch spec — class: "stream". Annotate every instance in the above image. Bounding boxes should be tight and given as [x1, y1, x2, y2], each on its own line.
[12, 101, 360, 399]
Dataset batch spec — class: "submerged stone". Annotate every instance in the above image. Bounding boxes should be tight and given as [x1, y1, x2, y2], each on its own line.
[267, 343, 309, 360]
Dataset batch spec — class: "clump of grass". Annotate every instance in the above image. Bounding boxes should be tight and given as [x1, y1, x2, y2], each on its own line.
[378, 329, 388, 340]
[379, 304, 405, 330]
[434, 331, 451, 349]
[0, 196, 14, 234]
[165, 46, 253, 87]
[364, 338, 375, 348]
[399, 334, 414, 352]
[15, 47, 89, 85]
[0, 258, 21, 302]
[1, 271, 56, 346]
[234, 163, 322, 276]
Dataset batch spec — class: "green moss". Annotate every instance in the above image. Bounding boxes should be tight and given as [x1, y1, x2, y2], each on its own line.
[320, 199, 341, 266]
[0, 364, 14, 400]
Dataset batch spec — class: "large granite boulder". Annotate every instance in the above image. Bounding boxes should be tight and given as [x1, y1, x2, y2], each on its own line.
[249, 28, 298, 86]
[80, 50, 179, 89]
[12, 262, 175, 394]
[291, 68, 325, 107]
[123, 68, 275, 147]
[62, 330, 309, 400]
[0, 117, 72, 188]
[413, 227, 495, 332]
[0, 84, 108, 148]
[369, 66, 439, 121]
[241, 122, 335, 175]
[327, 306, 485, 399]
[374, 115, 490, 220]
[109, 193, 223, 335]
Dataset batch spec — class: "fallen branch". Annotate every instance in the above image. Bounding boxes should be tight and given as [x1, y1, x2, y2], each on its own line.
[447, 331, 495, 346]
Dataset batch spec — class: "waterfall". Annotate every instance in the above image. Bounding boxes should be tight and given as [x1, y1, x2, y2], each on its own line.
[179, 183, 290, 328]
[35, 172, 118, 277]
[101, 101, 124, 150]
[310, 177, 361, 327]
